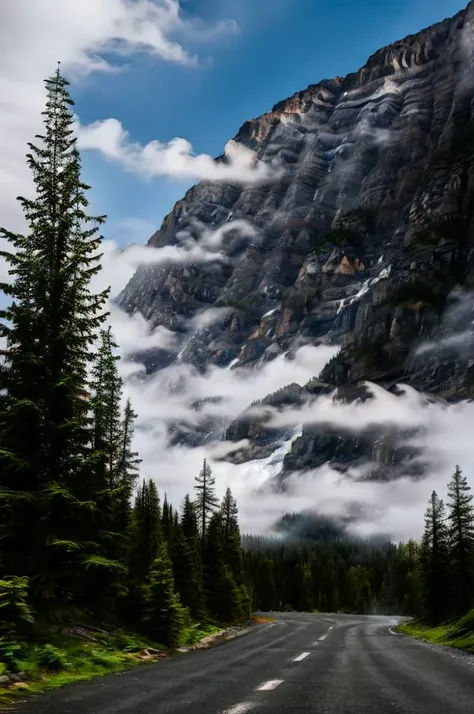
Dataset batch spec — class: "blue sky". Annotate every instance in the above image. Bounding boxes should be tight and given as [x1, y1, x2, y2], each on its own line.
[74, 0, 468, 247]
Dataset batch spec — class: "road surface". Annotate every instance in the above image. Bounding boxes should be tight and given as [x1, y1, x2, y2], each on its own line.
[13, 612, 474, 713]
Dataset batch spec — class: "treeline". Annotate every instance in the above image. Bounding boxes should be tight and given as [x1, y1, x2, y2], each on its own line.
[125, 465, 250, 646]
[0, 67, 249, 658]
[244, 465, 474, 626]
[243, 535, 404, 615]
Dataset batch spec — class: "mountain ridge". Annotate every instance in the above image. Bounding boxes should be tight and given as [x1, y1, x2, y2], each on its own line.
[118, 0, 474, 482]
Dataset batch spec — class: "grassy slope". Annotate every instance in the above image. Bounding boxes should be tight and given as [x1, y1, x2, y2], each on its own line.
[0, 618, 223, 707]
[398, 609, 474, 653]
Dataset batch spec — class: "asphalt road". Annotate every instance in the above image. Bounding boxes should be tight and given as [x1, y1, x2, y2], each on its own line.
[13, 612, 474, 713]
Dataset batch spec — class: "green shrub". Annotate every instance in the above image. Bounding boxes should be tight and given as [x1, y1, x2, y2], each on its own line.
[36, 644, 69, 672]
[111, 632, 143, 652]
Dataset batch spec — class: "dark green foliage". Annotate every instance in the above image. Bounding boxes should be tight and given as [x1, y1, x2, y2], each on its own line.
[421, 491, 451, 625]
[221, 488, 243, 584]
[194, 459, 219, 545]
[0, 65, 250, 661]
[0, 577, 34, 666]
[243, 534, 403, 615]
[129, 480, 162, 582]
[176, 496, 204, 618]
[161, 495, 173, 542]
[0, 66, 109, 601]
[142, 543, 186, 648]
[447, 466, 474, 616]
[36, 643, 69, 672]
[85, 329, 140, 605]
[203, 512, 243, 624]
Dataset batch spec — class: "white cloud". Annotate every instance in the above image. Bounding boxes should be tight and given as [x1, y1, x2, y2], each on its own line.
[108, 304, 178, 357]
[114, 311, 474, 541]
[77, 120, 280, 184]
[0, 0, 236, 232]
[415, 289, 474, 358]
[266, 381, 430, 430]
[254, 386, 474, 542]
[94, 238, 226, 299]
[109, 315, 339, 520]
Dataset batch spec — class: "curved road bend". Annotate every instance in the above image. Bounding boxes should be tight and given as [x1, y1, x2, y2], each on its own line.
[13, 612, 474, 713]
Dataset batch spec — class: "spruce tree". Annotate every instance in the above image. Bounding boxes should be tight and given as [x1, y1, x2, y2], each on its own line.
[194, 459, 218, 546]
[220, 488, 243, 584]
[0, 66, 108, 600]
[177, 495, 204, 619]
[204, 511, 242, 624]
[91, 328, 122, 486]
[447, 465, 474, 615]
[162, 495, 172, 542]
[421, 490, 450, 625]
[142, 542, 186, 649]
[130, 480, 162, 582]
[84, 331, 140, 603]
[114, 398, 141, 548]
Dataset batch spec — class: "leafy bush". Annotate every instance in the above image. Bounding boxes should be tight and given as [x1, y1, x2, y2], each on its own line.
[36, 644, 69, 672]
[111, 632, 144, 652]
[0, 576, 35, 669]
[88, 649, 121, 668]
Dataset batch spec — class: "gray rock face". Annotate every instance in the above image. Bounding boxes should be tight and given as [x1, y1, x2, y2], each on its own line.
[119, 2, 474, 478]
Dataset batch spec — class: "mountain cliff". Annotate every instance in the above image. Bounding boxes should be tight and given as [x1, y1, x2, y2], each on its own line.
[118, 2, 474, 482]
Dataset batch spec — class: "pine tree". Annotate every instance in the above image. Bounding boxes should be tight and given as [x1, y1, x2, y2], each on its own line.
[194, 459, 218, 546]
[220, 488, 243, 584]
[421, 490, 450, 625]
[130, 480, 162, 582]
[142, 542, 186, 649]
[114, 398, 141, 547]
[447, 465, 474, 616]
[0, 66, 108, 600]
[162, 495, 172, 542]
[91, 328, 122, 486]
[177, 495, 204, 619]
[203, 511, 242, 624]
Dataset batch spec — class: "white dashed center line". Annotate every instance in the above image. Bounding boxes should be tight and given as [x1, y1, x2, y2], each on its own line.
[318, 634, 328, 641]
[255, 679, 284, 691]
[223, 702, 256, 714]
[292, 651, 311, 662]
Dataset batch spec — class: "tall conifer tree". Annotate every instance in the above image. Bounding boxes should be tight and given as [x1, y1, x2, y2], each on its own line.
[177, 496, 204, 618]
[221, 488, 243, 584]
[0, 66, 108, 600]
[142, 542, 186, 649]
[447, 465, 474, 616]
[421, 490, 450, 625]
[130, 480, 162, 582]
[194, 459, 218, 546]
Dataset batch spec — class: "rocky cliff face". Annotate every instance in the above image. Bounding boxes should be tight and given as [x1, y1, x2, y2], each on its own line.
[119, 2, 474, 481]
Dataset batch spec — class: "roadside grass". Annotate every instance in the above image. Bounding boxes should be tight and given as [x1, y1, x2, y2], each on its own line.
[0, 615, 224, 707]
[398, 609, 474, 653]
[180, 622, 223, 646]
